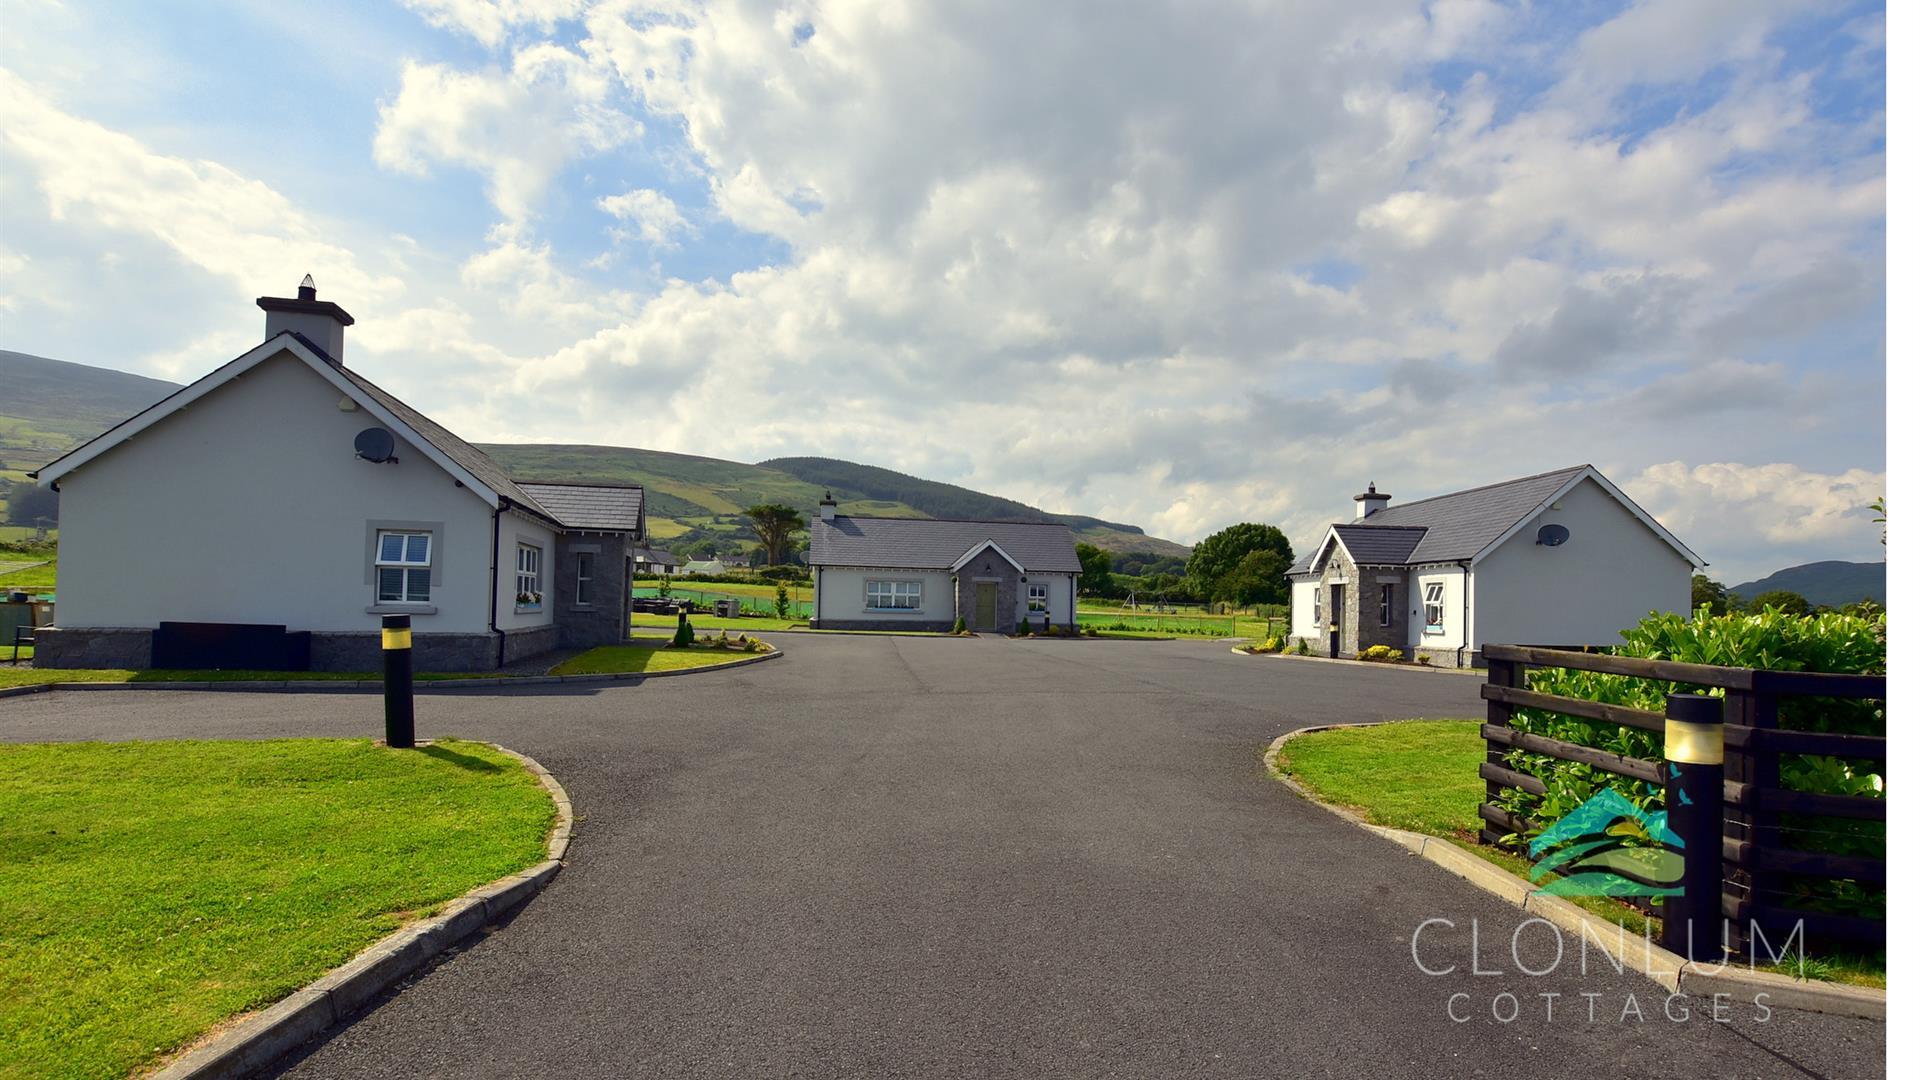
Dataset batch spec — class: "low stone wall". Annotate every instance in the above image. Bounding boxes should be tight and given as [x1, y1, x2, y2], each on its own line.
[31, 627, 154, 669]
[812, 618, 951, 633]
[501, 625, 560, 665]
[310, 631, 499, 673]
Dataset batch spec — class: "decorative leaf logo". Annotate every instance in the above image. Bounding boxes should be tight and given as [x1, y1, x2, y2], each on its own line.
[1527, 789, 1684, 898]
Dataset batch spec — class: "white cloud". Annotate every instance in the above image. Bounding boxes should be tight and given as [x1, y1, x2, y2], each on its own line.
[1625, 462, 1886, 580]
[373, 42, 637, 226]
[598, 187, 691, 248]
[400, 0, 586, 49]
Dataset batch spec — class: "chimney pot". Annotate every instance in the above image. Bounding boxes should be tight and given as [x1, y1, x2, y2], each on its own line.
[1354, 482, 1392, 519]
[819, 491, 837, 521]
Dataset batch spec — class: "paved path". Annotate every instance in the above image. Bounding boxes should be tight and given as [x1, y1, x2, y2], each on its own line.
[2, 637, 1884, 1078]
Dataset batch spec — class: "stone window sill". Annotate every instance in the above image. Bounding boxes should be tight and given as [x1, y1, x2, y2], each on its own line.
[366, 603, 437, 615]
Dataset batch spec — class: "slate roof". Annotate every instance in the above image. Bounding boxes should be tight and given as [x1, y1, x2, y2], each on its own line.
[516, 483, 645, 533]
[1288, 465, 1590, 575]
[1329, 523, 1428, 565]
[811, 515, 1084, 573]
[635, 546, 680, 566]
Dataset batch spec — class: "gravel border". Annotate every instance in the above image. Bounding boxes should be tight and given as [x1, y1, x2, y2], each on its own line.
[0, 647, 780, 700]
[1265, 722, 1886, 1020]
[150, 743, 576, 1079]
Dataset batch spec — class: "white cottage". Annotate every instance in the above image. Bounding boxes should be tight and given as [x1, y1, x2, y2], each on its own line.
[1284, 465, 1704, 666]
[29, 280, 644, 672]
[808, 496, 1083, 633]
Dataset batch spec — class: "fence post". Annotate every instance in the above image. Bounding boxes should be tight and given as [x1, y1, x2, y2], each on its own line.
[1479, 655, 1518, 848]
[1662, 692, 1725, 961]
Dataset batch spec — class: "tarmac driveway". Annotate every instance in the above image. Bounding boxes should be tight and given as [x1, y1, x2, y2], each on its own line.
[1, 636, 1885, 1078]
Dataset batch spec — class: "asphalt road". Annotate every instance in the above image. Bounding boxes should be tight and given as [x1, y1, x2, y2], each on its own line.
[3, 637, 1885, 1078]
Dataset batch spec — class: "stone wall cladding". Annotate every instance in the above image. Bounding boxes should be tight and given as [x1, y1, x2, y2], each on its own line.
[953, 549, 1021, 634]
[1353, 567, 1411, 656]
[311, 631, 502, 673]
[551, 540, 632, 648]
[32, 627, 153, 669]
[814, 618, 949, 633]
[501, 625, 560, 665]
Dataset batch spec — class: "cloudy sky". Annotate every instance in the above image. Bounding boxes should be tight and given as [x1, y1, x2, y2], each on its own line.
[0, 0, 1886, 583]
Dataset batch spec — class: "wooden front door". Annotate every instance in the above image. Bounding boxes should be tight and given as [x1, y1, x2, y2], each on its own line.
[974, 583, 997, 631]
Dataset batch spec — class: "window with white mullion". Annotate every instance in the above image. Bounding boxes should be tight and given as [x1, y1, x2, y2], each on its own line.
[374, 529, 432, 603]
[1026, 583, 1048, 613]
[1423, 582, 1446, 632]
[865, 579, 922, 611]
[516, 544, 543, 608]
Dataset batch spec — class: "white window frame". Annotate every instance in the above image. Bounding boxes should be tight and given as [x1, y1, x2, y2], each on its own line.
[375, 530, 432, 604]
[1379, 583, 1394, 627]
[516, 543, 543, 611]
[1026, 582, 1049, 613]
[575, 551, 594, 606]
[1312, 586, 1322, 628]
[1423, 581, 1446, 634]
[865, 579, 923, 611]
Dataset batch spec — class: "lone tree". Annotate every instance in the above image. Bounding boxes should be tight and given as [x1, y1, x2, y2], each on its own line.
[743, 504, 805, 566]
[1217, 549, 1288, 606]
[1747, 589, 1812, 616]
[1186, 523, 1293, 603]
[1691, 574, 1731, 615]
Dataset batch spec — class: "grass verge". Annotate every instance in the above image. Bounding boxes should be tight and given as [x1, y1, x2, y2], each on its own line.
[0, 738, 554, 1079]
[551, 641, 770, 675]
[1268, 719, 1885, 988]
[0, 668, 506, 690]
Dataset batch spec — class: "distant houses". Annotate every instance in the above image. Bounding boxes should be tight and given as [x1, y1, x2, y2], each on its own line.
[1284, 466, 1703, 667]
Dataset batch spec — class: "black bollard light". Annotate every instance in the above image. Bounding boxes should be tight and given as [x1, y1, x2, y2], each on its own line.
[1661, 692, 1725, 961]
[382, 613, 416, 749]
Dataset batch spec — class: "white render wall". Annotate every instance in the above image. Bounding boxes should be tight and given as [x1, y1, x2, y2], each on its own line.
[498, 515, 559, 633]
[1021, 572, 1074, 626]
[1410, 565, 1469, 655]
[1289, 581, 1317, 638]
[815, 567, 958, 623]
[51, 349, 517, 634]
[1471, 475, 1693, 648]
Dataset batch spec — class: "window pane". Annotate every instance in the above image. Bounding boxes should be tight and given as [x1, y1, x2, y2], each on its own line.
[378, 566, 405, 601]
[379, 533, 404, 562]
[403, 534, 427, 563]
[406, 568, 431, 603]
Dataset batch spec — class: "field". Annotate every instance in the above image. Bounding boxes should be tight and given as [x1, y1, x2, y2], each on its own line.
[0, 557, 55, 592]
[1076, 610, 1272, 640]
[0, 738, 554, 1079]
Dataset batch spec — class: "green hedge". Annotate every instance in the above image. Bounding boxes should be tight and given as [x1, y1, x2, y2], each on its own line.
[1492, 607, 1885, 916]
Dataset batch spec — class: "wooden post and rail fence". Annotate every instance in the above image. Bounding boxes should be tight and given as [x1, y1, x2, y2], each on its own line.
[1478, 644, 1885, 958]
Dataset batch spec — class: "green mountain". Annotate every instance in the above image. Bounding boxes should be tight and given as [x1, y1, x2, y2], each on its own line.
[0, 350, 1189, 560]
[1729, 561, 1884, 608]
[0, 350, 179, 482]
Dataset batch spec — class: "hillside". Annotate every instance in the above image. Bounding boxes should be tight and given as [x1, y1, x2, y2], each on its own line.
[1729, 561, 1885, 607]
[483, 444, 1190, 559]
[0, 349, 1188, 561]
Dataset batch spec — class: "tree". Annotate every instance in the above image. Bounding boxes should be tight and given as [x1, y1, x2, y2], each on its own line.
[1074, 542, 1115, 597]
[1186, 523, 1293, 602]
[1691, 574, 1731, 615]
[1216, 549, 1288, 607]
[1748, 589, 1812, 616]
[4, 483, 57, 527]
[742, 504, 805, 565]
[774, 584, 791, 619]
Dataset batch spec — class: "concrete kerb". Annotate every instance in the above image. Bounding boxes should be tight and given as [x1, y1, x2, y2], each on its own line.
[1232, 646, 1483, 675]
[1263, 723, 1886, 1020]
[150, 743, 577, 1079]
[0, 646, 781, 701]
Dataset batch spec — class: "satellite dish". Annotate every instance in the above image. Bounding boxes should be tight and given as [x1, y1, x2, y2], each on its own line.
[1536, 523, 1570, 547]
[354, 427, 396, 463]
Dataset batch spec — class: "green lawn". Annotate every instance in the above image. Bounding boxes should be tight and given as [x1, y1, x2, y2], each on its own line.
[632, 612, 809, 633]
[1076, 611, 1271, 639]
[0, 667, 517, 690]
[1270, 719, 1885, 988]
[0, 738, 555, 1079]
[550, 642, 770, 675]
[0, 557, 54, 592]
[640, 581, 814, 603]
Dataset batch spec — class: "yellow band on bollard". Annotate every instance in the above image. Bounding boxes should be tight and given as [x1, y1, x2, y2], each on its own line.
[1665, 718, 1723, 765]
[382, 628, 413, 651]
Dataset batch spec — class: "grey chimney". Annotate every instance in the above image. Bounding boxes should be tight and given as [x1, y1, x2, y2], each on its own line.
[257, 274, 354, 363]
[819, 491, 837, 522]
[1354, 482, 1391, 519]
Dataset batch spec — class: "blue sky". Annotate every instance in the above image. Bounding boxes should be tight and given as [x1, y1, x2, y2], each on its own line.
[0, 0, 1887, 582]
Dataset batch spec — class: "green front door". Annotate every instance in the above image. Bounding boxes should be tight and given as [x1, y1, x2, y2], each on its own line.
[974, 583, 997, 631]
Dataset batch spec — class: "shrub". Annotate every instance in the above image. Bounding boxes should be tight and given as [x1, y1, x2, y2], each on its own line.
[1492, 607, 1886, 913]
[1283, 640, 1312, 656]
[952, 616, 968, 634]
[1415, 651, 1433, 666]
[1246, 635, 1282, 654]
[1017, 617, 1032, 636]
[1358, 645, 1404, 662]
[671, 614, 696, 648]
[773, 584, 791, 619]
